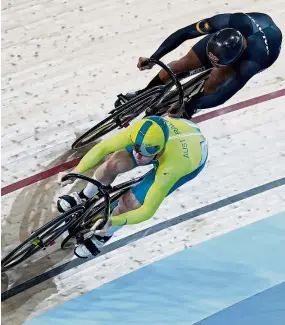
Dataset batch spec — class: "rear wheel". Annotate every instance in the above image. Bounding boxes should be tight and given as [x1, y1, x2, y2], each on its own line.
[72, 116, 118, 150]
[71, 87, 165, 150]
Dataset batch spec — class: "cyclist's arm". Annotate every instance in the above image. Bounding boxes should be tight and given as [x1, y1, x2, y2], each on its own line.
[185, 60, 261, 112]
[111, 169, 180, 226]
[75, 127, 133, 174]
[150, 13, 231, 60]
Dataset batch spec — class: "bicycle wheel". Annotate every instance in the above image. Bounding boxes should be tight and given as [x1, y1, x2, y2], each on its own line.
[1, 206, 84, 272]
[71, 87, 165, 150]
[72, 116, 118, 150]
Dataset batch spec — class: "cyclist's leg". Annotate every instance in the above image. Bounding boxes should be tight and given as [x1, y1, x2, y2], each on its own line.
[81, 148, 138, 199]
[158, 48, 203, 83]
[106, 147, 156, 217]
[140, 48, 204, 94]
[95, 149, 135, 184]
[112, 168, 156, 215]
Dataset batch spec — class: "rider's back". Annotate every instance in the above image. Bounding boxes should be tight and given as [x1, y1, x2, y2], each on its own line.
[211, 12, 282, 67]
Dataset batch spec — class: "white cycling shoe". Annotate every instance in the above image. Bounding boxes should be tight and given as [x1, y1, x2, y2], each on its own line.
[57, 192, 86, 213]
[74, 233, 111, 258]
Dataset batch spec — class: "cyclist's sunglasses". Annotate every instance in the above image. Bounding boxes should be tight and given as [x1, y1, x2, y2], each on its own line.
[131, 141, 160, 156]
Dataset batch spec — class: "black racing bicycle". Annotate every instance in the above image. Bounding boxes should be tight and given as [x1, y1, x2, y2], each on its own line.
[1, 173, 145, 272]
[71, 58, 212, 149]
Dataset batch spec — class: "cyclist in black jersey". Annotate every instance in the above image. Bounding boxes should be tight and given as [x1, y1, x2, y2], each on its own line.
[115, 12, 282, 118]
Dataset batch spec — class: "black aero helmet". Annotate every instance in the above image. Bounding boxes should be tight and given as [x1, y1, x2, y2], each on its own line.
[206, 28, 245, 66]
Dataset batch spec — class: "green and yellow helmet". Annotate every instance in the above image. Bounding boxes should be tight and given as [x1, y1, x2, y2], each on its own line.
[130, 116, 170, 156]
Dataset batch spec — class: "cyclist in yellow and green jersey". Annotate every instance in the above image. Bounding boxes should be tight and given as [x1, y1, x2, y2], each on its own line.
[57, 116, 208, 258]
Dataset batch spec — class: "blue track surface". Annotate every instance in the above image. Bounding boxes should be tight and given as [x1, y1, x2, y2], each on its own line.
[24, 212, 285, 325]
[195, 282, 285, 325]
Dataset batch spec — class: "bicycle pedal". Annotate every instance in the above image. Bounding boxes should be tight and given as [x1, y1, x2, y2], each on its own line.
[76, 229, 94, 244]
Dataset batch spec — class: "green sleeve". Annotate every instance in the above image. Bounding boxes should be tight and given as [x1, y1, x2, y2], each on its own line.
[111, 170, 179, 226]
[76, 126, 133, 174]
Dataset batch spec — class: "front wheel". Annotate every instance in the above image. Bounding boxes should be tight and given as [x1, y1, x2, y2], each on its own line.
[1, 206, 84, 272]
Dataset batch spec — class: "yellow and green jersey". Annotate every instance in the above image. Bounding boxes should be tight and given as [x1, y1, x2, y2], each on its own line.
[76, 117, 208, 226]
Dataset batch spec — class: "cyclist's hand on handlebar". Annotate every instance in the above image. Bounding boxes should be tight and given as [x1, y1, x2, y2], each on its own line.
[167, 101, 185, 118]
[58, 171, 76, 187]
[137, 57, 155, 71]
